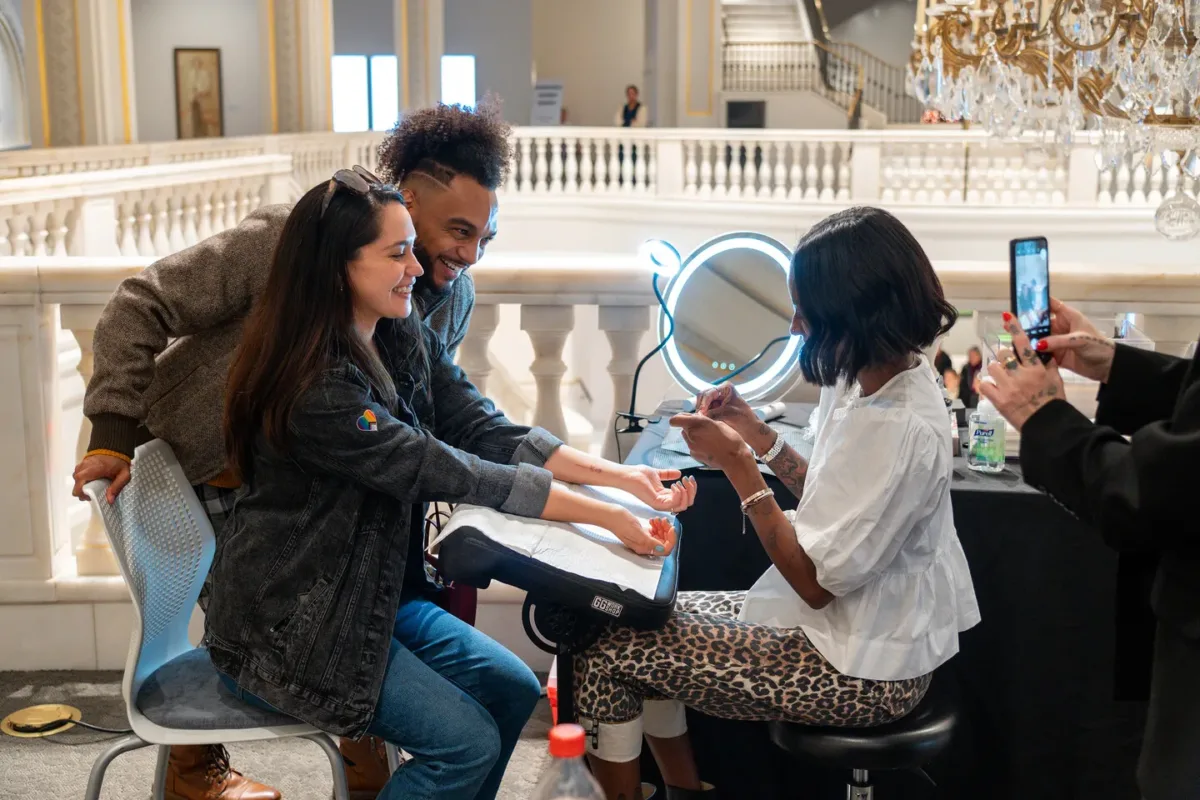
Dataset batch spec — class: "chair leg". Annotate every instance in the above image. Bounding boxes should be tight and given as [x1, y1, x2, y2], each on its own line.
[83, 733, 150, 800]
[151, 745, 171, 800]
[847, 768, 873, 800]
[385, 743, 402, 775]
[303, 732, 352, 800]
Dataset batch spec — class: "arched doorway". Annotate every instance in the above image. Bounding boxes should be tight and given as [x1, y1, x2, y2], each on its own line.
[0, 0, 30, 150]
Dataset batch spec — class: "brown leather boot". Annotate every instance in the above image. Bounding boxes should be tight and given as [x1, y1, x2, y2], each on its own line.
[164, 744, 280, 800]
[338, 735, 391, 800]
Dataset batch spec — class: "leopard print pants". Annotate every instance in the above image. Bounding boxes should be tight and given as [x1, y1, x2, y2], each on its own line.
[574, 591, 931, 728]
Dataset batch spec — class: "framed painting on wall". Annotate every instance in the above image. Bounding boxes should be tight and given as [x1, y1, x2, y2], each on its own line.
[174, 48, 224, 139]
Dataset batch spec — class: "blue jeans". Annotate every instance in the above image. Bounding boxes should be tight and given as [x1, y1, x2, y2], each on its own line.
[224, 596, 541, 800]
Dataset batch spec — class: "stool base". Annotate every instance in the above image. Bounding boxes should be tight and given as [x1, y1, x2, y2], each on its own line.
[848, 769, 873, 800]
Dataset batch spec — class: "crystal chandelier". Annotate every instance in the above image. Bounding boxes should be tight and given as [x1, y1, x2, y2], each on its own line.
[910, 0, 1200, 239]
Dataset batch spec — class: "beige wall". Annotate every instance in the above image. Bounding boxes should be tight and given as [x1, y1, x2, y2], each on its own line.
[532, 0, 644, 128]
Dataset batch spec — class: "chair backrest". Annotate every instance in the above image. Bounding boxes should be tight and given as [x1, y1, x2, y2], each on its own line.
[84, 439, 215, 696]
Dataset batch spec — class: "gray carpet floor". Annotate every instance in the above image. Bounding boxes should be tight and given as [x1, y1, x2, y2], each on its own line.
[0, 670, 553, 799]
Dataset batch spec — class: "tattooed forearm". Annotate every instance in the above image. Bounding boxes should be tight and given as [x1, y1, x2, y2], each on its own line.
[766, 444, 809, 502]
[745, 500, 829, 608]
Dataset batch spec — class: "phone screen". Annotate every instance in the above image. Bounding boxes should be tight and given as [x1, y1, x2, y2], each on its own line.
[1010, 237, 1051, 346]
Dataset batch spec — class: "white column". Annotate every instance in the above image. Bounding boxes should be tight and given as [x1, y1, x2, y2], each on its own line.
[520, 305, 574, 442]
[60, 305, 119, 577]
[850, 141, 881, 202]
[599, 306, 650, 463]
[395, 0, 445, 112]
[458, 303, 499, 395]
[271, 0, 334, 132]
[655, 137, 685, 197]
[1067, 143, 1101, 206]
[75, 0, 138, 144]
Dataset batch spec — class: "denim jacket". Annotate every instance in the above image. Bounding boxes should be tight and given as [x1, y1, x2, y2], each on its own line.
[204, 325, 561, 737]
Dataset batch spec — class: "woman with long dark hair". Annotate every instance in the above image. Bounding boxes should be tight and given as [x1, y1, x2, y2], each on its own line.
[572, 207, 980, 800]
[208, 169, 696, 800]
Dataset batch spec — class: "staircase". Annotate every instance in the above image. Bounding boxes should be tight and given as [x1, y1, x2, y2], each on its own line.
[722, 1, 811, 44]
[720, 0, 923, 125]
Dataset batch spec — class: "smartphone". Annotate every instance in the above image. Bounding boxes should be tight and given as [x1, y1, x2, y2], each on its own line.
[1009, 236, 1053, 363]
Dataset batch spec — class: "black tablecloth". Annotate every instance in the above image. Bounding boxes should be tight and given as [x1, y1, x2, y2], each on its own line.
[625, 404, 1146, 800]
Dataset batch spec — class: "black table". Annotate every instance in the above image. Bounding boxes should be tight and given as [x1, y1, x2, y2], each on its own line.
[625, 403, 1146, 800]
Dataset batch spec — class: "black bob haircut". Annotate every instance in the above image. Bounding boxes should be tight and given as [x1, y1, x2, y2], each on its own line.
[376, 98, 513, 191]
[791, 206, 957, 387]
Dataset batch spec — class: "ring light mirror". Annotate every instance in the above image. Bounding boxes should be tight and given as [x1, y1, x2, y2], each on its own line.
[655, 232, 801, 403]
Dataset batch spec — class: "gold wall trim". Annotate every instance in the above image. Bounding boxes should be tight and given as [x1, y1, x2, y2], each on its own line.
[399, 0, 409, 108]
[267, 0, 279, 133]
[34, 0, 51, 146]
[116, 0, 132, 143]
[294, 0, 304, 128]
[684, 0, 715, 117]
[421, 0, 430, 106]
[73, 0, 86, 143]
[322, 0, 332, 130]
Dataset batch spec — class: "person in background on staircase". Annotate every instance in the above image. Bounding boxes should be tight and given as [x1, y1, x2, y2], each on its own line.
[614, 84, 648, 128]
[66, 101, 514, 800]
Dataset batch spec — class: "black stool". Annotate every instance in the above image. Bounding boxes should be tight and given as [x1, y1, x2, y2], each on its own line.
[768, 677, 957, 799]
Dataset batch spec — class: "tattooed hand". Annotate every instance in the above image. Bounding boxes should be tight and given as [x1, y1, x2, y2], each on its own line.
[978, 312, 1068, 431]
[1037, 297, 1117, 383]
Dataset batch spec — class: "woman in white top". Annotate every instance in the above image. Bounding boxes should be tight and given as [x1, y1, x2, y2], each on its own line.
[574, 206, 980, 800]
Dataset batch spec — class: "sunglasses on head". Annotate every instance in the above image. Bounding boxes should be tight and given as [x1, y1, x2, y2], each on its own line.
[320, 164, 385, 217]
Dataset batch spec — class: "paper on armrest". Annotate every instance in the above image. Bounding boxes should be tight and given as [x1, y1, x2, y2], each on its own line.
[427, 483, 668, 600]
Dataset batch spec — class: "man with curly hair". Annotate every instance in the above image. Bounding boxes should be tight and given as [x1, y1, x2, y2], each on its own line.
[69, 102, 513, 800]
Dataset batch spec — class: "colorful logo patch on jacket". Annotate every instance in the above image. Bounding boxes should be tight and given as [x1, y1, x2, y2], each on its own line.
[357, 409, 378, 432]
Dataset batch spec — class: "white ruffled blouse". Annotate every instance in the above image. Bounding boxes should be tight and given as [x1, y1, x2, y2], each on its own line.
[738, 357, 981, 682]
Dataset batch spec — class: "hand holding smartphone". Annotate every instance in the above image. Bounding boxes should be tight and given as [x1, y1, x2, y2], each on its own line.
[1008, 236, 1053, 364]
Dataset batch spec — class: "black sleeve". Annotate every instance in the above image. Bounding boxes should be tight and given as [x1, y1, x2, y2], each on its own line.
[1020, 384, 1200, 553]
[1095, 344, 1190, 435]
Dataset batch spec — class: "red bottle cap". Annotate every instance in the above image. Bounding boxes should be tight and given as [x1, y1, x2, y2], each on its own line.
[548, 723, 586, 758]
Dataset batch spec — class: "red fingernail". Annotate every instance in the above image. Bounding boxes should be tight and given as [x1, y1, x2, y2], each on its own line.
[1002, 312, 1013, 322]
[1036, 340, 1048, 351]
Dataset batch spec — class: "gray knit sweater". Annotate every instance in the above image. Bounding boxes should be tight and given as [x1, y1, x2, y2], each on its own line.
[84, 204, 476, 483]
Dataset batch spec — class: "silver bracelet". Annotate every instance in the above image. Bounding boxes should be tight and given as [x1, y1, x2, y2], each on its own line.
[758, 432, 785, 463]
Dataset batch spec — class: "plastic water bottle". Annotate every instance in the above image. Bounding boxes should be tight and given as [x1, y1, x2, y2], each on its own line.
[967, 397, 1006, 474]
[530, 724, 605, 800]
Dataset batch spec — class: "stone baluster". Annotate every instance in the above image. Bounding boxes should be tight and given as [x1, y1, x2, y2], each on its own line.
[1132, 159, 1148, 205]
[0, 211, 11, 256]
[634, 140, 649, 192]
[803, 146, 820, 201]
[152, 196, 172, 256]
[564, 137, 580, 193]
[549, 137, 565, 193]
[1114, 158, 1132, 204]
[1146, 159, 1164, 206]
[30, 203, 51, 257]
[788, 143, 804, 201]
[532, 137, 549, 193]
[684, 140, 699, 195]
[168, 192, 188, 253]
[506, 151, 519, 194]
[197, 189, 215, 241]
[61, 306, 120, 576]
[599, 306, 650, 463]
[836, 143, 851, 201]
[594, 139, 609, 193]
[136, 197, 155, 256]
[458, 304, 500, 395]
[770, 142, 787, 199]
[698, 142, 714, 198]
[819, 143, 836, 202]
[521, 305, 575, 442]
[579, 139, 595, 193]
[117, 200, 138, 256]
[606, 137, 621, 193]
[620, 139, 635, 193]
[727, 140, 744, 198]
[712, 141, 728, 198]
[518, 137, 533, 193]
[182, 193, 201, 247]
[642, 138, 656, 194]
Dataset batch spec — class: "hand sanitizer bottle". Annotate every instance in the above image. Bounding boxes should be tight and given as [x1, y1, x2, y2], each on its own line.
[967, 397, 1006, 474]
